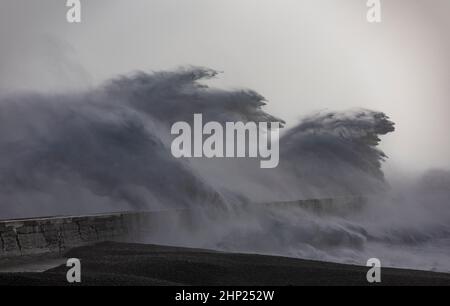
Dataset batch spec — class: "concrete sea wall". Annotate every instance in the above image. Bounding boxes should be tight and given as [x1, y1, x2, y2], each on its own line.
[0, 212, 148, 258]
[266, 196, 367, 216]
[0, 197, 366, 258]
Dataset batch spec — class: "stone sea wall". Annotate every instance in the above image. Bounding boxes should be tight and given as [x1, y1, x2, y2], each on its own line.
[0, 212, 147, 257]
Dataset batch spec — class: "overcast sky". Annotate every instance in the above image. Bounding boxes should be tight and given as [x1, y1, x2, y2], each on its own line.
[0, 0, 449, 174]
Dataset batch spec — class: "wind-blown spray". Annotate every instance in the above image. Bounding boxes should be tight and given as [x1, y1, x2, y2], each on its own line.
[0, 67, 448, 272]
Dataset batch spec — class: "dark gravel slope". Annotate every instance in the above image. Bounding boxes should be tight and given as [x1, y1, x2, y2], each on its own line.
[1, 242, 449, 286]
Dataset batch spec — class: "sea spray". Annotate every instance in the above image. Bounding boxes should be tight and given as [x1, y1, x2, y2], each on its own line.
[1, 67, 448, 272]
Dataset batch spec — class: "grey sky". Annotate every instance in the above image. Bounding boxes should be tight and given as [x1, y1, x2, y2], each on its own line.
[0, 0, 449, 173]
